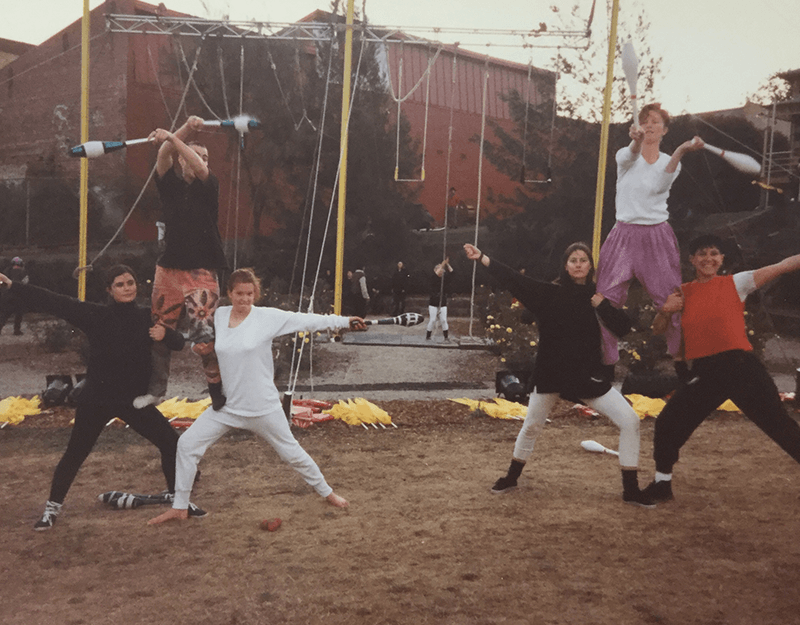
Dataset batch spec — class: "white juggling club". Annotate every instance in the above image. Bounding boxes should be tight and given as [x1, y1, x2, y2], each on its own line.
[621, 40, 639, 129]
[68, 137, 153, 158]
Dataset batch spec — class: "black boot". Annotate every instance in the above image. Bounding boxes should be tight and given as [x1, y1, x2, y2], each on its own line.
[641, 479, 674, 502]
[491, 458, 525, 494]
[208, 382, 227, 411]
[622, 469, 656, 508]
[443, 330, 449, 341]
[425, 331, 432, 340]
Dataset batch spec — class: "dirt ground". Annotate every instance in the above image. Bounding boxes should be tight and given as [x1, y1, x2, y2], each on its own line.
[3, 318, 800, 625]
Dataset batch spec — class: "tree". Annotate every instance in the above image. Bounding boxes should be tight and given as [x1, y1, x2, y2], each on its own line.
[748, 73, 791, 106]
[179, 16, 421, 293]
[549, 0, 663, 123]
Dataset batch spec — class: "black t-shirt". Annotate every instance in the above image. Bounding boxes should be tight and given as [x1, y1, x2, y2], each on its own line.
[156, 168, 228, 271]
[428, 270, 452, 307]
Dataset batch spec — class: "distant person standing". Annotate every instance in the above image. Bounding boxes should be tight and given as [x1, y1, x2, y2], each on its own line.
[0, 257, 29, 335]
[139, 115, 229, 411]
[426, 257, 453, 341]
[447, 187, 466, 228]
[348, 268, 370, 318]
[391, 261, 410, 316]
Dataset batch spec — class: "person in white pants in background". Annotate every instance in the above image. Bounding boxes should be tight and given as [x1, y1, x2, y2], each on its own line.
[149, 268, 366, 524]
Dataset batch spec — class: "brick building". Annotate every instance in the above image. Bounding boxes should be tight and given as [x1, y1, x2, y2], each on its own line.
[0, 0, 554, 250]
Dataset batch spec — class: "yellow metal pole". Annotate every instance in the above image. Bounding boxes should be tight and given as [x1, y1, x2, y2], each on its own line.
[333, 0, 355, 316]
[591, 0, 620, 267]
[77, 0, 90, 300]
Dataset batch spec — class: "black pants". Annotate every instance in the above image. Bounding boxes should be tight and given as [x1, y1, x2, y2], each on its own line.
[392, 292, 405, 316]
[48, 403, 179, 503]
[0, 297, 24, 333]
[654, 350, 800, 474]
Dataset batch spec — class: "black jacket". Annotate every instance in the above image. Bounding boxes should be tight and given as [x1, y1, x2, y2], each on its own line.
[11, 283, 184, 406]
[486, 259, 631, 399]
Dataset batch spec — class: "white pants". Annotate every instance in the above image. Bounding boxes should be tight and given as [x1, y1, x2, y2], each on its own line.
[513, 388, 641, 468]
[427, 305, 449, 332]
[173, 404, 333, 509]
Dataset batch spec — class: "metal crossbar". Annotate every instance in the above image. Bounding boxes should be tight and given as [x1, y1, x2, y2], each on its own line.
[105, 14, 589, 49]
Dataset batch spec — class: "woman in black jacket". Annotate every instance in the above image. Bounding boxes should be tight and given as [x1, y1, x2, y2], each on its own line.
[464, 242, 654, 507]
[0, 265, 186, 530]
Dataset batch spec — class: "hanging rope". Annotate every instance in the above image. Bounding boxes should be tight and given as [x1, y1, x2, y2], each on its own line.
[391, 43, 441, 182]
[176, 38, 223, 121]
[288, 36, 338, 298]
[427, 51, 459, 331]
[468, 58, 491, 338]
[520, 50, 558, 184]
[286, 27, 369, 399]
[267, 43, 317, 132]
[218, 45, 232, 120]
[73, 39, 206, 278]
[146, 40, 173, 121]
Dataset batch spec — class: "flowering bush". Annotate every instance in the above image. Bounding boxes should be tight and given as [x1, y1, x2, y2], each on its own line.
[482, 288, 539, 371]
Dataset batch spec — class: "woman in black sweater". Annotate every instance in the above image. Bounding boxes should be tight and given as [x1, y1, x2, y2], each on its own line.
[0, 265, 185, 530]
[464, 242, 654, 507]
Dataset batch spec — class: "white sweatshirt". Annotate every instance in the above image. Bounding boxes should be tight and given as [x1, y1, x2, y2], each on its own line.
[615, 146, 681, 225]
[214, 306, 351, 417]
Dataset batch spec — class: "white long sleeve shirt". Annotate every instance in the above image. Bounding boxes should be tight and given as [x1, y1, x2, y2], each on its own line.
[214, 306, 351, 417]
[615, 146, 681, 225]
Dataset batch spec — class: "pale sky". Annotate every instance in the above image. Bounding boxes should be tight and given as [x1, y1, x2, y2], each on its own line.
[2, 0, 798, 115]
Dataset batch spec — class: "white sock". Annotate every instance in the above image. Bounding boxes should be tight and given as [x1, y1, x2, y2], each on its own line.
[655, 472, 672, 482]
[133, 394, 161, 409]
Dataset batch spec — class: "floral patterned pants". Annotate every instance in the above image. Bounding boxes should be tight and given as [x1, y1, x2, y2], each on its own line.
[148, 266, 221, 397]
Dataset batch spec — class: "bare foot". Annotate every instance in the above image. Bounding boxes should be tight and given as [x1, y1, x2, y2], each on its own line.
[148, 508, 189, 525]
[326, 492, 349, 508]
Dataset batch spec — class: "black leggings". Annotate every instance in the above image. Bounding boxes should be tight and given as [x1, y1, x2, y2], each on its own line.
[654, 350, 800, 474]
[49, 403, 179, 503]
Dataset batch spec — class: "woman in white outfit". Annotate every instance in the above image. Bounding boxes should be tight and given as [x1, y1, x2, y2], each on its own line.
[149, 268, 366, 524]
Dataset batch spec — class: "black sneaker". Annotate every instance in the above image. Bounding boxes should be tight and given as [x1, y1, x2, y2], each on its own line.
[187, 502, 208, 518]
[623, 489, 657, 509]
[491, 476, 517, 494]
[642, 480, 674, 502]
[33, 500, 62, 531]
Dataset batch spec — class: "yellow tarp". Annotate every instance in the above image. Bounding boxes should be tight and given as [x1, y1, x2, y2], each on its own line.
[0, 396, 42, 425]
[325, 398, 394, 427]
[157, 397, 212, 421]
[449, 398, 526, 420]
[625, 394, 666, 419]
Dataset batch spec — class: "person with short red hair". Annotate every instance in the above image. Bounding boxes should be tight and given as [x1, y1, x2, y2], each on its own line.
[596, 103, 704, 379]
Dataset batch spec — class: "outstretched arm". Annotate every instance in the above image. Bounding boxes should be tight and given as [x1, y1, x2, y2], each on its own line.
[463, 243, 490, 268]
[665, 136, 704, 174]
[0, 273, 95, 332]
[752, 254, 800, 290]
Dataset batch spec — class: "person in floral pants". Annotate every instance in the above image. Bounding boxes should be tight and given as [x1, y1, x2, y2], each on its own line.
[137, 116, 229, 410]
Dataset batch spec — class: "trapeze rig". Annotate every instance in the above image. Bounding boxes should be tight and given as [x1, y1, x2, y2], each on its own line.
[104, 14, 591, 51]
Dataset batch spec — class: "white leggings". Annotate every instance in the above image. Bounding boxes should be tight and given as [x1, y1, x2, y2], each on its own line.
[173, 405, 333, 509]
[427, 305, 449, 332]
[513, 388, 641, 468]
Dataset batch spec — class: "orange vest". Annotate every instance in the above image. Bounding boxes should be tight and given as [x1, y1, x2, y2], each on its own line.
[681, 275, 752, 360]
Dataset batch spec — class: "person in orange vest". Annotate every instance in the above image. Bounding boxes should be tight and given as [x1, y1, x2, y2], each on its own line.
[645, 233, 800, 502]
